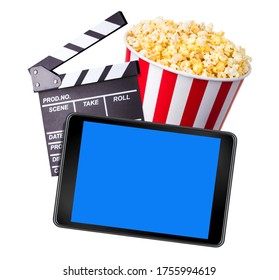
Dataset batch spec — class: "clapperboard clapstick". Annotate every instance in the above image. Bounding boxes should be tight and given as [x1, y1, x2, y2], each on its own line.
[28, 11, 144, 176]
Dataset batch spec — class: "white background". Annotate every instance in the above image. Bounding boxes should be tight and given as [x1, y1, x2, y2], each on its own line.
[1, 0, 278, 279]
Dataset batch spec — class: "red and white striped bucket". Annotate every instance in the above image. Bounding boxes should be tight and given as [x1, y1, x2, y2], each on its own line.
[125, 42, 250, 130]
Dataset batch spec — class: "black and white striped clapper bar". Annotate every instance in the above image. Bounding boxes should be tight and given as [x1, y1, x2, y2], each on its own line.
[28, 11, 144, 176]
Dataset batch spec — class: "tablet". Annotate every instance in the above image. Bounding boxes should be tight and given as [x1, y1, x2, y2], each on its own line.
[54, 114, 237, 247]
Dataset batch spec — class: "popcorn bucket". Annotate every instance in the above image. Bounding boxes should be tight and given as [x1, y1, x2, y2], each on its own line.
[125, 43, 251, 130]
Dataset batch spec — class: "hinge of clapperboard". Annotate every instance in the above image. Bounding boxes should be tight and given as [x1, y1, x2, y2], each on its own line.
[28, 11, 138, 93]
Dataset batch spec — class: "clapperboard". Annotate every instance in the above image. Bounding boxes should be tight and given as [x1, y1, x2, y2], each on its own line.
[28, 11, 144, 176]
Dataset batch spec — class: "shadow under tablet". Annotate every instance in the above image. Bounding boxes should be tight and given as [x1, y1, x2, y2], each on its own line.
[54, 114, 237, 247]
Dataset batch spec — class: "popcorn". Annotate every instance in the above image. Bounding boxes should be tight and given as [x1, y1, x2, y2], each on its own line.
[126, 18, 251, 78]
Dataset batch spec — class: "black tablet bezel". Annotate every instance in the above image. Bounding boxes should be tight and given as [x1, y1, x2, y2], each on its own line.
[54, 113, 237, 247]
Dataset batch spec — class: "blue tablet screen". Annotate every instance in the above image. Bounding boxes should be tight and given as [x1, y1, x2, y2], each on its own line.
[71, 121, 221, 239]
